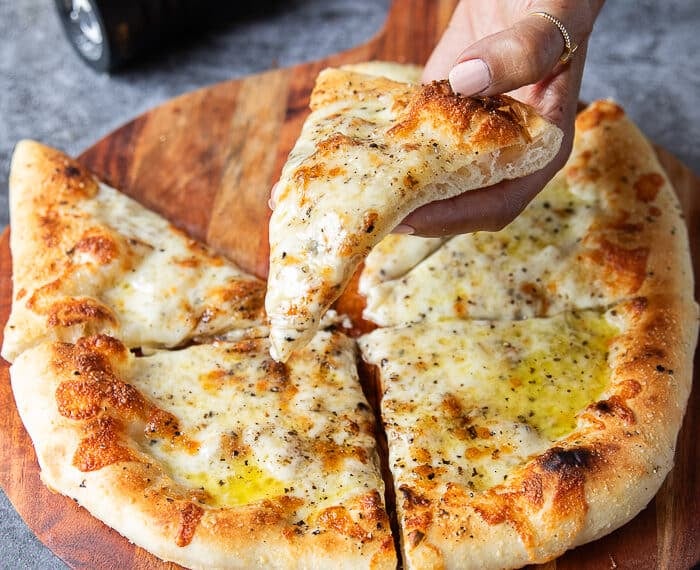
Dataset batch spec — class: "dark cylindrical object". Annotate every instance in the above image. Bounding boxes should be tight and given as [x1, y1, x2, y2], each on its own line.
[54, 0, 245, 72]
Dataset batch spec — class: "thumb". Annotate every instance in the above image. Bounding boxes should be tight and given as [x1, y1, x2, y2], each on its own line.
[449, 9, 588, 96]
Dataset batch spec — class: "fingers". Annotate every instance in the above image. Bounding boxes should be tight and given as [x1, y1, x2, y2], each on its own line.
[401, 142, 571, 237]
[449, 15, 563, 96]
[425, 1, 603, 97]
[422, 0, 477, 83]
[268, 182, 279, 210]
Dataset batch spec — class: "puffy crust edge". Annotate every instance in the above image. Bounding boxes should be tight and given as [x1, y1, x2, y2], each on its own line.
[3, 141, 105, 361]
[392, 293, 698, 570]
[569, 101, 695, 305]
[10, 338, 397, 570]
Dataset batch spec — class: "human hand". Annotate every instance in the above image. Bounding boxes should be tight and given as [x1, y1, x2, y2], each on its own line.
[401, 0, 605, 237]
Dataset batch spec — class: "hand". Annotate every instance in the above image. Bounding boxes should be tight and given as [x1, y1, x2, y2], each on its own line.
[401, 0, 605, 237]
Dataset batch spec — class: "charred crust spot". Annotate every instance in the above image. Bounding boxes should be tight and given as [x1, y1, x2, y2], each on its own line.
[47, 298, 117, 328]
[407, 529, 425, 548]
[591, 395, 636, 425]
[628, 296, 648, 315]
[398, 485, 430, 507]
[539, 447, 592, 473]
[175, 502, 204, 547]
[576, 101, 625, 131]
[363, 211, 379, 234]
[64, 165, 82, 178]
[51, 155, 98, 197]
[634, 172, 664, 203]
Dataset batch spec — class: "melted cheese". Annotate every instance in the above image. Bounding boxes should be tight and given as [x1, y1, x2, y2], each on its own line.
[359, 310, 618, 494]
[81, 183, 265, 347]
[128, 331, 384, 516]
[182, 461, 286, 508]
[266, 69, 562, 361]
[363, 172, 603, 326]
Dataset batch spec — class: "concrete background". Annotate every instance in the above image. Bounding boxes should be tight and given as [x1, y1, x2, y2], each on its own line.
[1, 0, 699, 567]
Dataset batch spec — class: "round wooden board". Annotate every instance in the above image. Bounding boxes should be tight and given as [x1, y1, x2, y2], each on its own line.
[1, 1, 699, 568]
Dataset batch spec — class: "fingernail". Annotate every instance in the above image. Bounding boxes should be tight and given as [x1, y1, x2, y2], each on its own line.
[448, 59, 491, 96]
[393, 224, 415, 235]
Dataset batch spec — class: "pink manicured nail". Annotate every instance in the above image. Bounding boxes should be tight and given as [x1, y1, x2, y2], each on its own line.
[448, 59, 491, 96]
[393, 224, 415, 235]
[269, 182, 279, 210]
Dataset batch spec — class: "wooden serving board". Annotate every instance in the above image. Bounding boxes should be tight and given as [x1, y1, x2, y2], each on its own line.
[1, 1, 698, 568]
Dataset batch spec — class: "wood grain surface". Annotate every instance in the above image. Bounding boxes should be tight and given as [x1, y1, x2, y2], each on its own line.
[1, 1, 698, 568]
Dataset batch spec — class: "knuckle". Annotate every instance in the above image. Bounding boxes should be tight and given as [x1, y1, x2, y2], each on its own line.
[503, 28, 548, 84]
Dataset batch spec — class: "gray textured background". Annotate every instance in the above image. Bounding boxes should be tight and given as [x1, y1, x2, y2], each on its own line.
[1, 0, 699, 568]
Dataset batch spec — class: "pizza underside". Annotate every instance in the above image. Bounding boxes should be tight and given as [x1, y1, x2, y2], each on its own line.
[2, 69, 698, 570]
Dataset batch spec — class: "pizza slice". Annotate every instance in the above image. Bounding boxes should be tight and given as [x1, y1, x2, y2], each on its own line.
[266, 67, 563, 361]
[11, 330, 396, 569]
[361, 100, 694, 327]
[3, 141, 267, 362]
[359, 297, 697, 569]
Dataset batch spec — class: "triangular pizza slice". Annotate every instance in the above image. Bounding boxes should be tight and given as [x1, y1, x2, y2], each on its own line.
[360, 101, 693, 327]
[266, 68, 562, 361]
[11, 330, 396, 568]
[359, 297, 696, 569]
[3, 141, 267, 362]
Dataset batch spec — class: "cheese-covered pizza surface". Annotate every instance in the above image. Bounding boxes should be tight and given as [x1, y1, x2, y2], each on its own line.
[11, 332, 395, 569]
[2, 64, 697, 570]
[356, 97, 697, 569]
[3, 141, 269, 363]
[266, 66, 563, 362]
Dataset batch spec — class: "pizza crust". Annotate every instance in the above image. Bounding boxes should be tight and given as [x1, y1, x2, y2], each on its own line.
[11, 332, 396, 569]
[361, 100, 695, 328]
[3, 141, 267, 362]
[359, 295, 697, 569]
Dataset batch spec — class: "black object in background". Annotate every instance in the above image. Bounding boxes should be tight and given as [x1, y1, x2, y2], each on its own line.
[54, 0, 277, 72]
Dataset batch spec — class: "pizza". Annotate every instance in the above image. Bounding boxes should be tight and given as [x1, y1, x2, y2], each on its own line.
[3, 141, 267, 363]
[12, 332, 395, 568]
[2, 66, 697, 570]
[4, 142, 396, 569]
[265, 66, 563, 362]
[357, 99, 698, 568]
[360, 100, 694, 326]
[359, 301, 695, 568]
